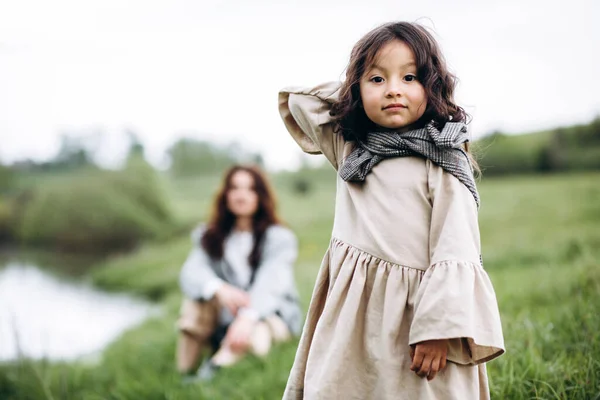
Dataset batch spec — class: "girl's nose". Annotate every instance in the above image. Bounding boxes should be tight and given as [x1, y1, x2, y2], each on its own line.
[385, 82, 403, 98]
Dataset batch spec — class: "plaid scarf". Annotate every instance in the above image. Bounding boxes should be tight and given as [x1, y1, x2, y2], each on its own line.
[339, 122, 480, 207]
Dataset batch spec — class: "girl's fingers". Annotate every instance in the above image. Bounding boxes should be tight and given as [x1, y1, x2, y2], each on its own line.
[440, 356, 447, 371]
[417, 355, 433, 378]
[410, 342, 449, 379]
[427, 358, 441, 381]
[410, 349, 425, 371]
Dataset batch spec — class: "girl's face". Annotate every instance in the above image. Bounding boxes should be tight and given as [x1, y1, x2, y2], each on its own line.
[226, 170, 259, 219]
[359, 40, 427, 131]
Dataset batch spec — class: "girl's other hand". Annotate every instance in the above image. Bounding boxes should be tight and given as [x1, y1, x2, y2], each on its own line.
[410, 339, 448, 381]
[214, 284, 250, 315]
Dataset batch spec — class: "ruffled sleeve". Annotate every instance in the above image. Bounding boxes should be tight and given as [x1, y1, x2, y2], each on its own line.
[278, 81, 345, 169]
[408, 161, 505, 365]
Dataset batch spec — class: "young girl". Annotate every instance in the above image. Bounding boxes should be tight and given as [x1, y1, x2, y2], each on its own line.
[177, 165, 302, 380]
[278, 22, 504, 399]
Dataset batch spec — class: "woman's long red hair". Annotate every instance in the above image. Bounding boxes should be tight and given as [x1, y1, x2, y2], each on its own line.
[201, 165, 281, 269]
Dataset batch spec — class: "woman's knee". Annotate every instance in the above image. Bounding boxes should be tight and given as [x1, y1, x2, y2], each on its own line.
[176, 298, 219, 341]
[250, 322, 272, 357]
[264, 315, 291, 343]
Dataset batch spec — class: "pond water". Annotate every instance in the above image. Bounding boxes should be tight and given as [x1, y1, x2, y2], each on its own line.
[0, 254, 157, 362]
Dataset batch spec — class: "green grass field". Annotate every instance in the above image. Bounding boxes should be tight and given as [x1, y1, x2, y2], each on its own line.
[1, 171, 599, 399]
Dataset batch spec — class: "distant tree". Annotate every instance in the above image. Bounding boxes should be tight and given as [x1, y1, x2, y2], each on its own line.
[252, 153, 265, 168]
[123, 128, 150, 171]
[167, 137, 264, 177]
[167, 138, 238, 177]
[50, 128, 107, 171]
[55, 134, 92, 168]
[125, 128, 145, 159]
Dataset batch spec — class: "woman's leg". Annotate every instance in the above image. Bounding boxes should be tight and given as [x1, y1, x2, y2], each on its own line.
[176, 298, 219, 373]
[176, 332, 204, 373]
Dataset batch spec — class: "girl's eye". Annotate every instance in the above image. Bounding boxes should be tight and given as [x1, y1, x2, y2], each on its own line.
[370, 76, 384, 83]
[404, 74, 418, 82]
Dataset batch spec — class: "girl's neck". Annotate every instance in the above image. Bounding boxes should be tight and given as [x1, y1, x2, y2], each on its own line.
[377, 121, 421, 134]
[234, 217, 253, 232]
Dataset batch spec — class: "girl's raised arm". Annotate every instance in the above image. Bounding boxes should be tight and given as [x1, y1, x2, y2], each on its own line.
[278, 82, 345, 169]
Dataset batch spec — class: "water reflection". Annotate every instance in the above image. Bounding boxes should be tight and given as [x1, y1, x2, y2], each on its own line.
[0, 262, 156, 362]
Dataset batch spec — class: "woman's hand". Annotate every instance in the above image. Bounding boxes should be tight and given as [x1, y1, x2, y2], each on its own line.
[214, 284, 250, 315]
[224, 315, 255, 353]
[410, 339, 448, 381]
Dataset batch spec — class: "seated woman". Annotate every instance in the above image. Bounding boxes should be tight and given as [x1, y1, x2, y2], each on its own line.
[177, 165, 302, 380]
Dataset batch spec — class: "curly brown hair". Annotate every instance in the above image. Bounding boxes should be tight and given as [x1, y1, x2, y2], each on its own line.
[201, 165, 281, 269]
[331, 21, 470, 143]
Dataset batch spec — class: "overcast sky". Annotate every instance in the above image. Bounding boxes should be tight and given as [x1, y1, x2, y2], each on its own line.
[0, 0, 598, 170]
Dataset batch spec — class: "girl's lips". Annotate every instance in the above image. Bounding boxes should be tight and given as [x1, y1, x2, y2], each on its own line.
[383, 104, 407, 110]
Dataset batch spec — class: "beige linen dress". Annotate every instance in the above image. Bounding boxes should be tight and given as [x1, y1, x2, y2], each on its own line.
[278, 82, 505, 400]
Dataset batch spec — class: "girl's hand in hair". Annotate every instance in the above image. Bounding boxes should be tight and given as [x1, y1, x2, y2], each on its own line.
[214, 284, 250, 315]
[410, 339, 449, 381]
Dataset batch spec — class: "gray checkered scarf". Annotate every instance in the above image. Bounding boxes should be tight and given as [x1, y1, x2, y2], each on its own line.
[339, 121, 480, 207]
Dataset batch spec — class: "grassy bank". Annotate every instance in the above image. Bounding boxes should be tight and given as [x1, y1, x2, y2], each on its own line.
[3, 161, 177, 253]
[1, 172, 599, 399]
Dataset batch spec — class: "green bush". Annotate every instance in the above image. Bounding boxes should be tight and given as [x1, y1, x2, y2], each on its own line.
[476, 117, 600, 176]
[16, 168, 175, 252]
[0, 198, 12, 240]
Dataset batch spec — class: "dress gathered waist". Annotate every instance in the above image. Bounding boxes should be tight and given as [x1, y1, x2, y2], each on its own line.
[330, 236, 429, 272]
